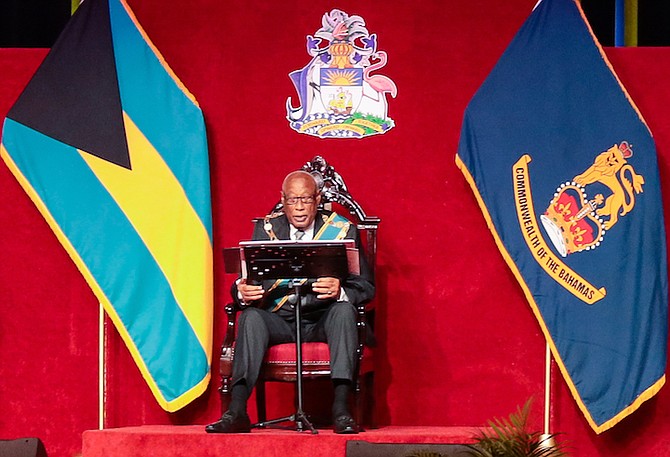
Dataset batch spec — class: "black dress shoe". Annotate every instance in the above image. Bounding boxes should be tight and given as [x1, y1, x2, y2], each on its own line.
[205, 411, 252, 433]
[333, 414, 360, 434]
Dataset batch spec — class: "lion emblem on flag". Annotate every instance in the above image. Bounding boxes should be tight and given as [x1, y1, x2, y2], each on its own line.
[541, 141, 644, 256]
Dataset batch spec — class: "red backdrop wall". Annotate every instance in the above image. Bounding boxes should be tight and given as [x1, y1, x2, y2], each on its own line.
[1, 1, 670, 456]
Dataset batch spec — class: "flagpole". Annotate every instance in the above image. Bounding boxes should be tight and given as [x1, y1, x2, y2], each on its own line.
[615, 0, 624, 46]
[99, 302, 106, 430]
[538, 341, 556, 450]
[544, 341, 551, 434]
[624, 0, 638, 47]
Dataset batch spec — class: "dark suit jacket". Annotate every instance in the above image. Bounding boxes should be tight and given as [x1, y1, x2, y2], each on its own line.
[233, 210, 375, 322]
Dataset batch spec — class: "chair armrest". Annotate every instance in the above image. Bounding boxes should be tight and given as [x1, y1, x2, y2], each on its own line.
[355, 301, 376, 349]
[218, 302, 241, 405]
[220, 302, 239, 363]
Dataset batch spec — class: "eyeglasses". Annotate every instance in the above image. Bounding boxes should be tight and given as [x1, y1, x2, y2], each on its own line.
[283, 195, 317, 205]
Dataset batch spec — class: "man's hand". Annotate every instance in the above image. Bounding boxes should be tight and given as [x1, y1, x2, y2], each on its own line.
[313, 277, 341, 300]
[238, 278, 264, 303]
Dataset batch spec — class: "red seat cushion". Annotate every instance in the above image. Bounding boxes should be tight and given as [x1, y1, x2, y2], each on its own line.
[264, 342, 374, 373]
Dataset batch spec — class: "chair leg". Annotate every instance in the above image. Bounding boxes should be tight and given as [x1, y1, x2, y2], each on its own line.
[220, 375, 232, 415]
[256, 380, 267, 422]
[354, 372, 376, 428]
[354, 376, 363, 427]
[365, 372, 376, 429]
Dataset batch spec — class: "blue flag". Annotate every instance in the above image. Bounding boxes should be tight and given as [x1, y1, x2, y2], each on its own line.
[1, 0, 213, 411]
[456, 0, 667, 432]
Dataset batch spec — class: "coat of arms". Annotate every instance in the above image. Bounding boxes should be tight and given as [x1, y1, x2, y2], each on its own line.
[286, 9, 397, 139]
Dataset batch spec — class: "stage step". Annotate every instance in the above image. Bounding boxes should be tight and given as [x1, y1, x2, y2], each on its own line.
[82, 425, 481, 457]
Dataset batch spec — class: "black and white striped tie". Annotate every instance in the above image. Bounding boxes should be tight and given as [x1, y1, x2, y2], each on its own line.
[288, 230, 305, 305]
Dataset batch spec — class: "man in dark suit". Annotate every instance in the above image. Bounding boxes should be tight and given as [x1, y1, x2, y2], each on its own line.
[206, 170, 375, 434]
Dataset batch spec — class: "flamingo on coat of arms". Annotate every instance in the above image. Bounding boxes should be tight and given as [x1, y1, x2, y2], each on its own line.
[363, 51, 397, 99]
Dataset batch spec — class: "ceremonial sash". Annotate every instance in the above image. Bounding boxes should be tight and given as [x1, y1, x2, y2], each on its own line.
[270, 212, 350, 312]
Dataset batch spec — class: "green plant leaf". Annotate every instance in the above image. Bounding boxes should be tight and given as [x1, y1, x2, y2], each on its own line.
[464, 398, 570, 457]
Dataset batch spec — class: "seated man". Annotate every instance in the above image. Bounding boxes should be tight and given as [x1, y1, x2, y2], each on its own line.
[206, 170, 375, 434]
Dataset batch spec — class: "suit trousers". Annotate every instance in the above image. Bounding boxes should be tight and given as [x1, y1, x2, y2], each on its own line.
[231, 300, 358, 388]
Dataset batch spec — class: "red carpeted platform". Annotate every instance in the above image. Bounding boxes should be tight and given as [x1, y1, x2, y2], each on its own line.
[82, 425, 481, 457]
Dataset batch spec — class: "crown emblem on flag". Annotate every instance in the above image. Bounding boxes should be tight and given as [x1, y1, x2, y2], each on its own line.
[619, 140, 633, 158]
[540, 183, 606, 257]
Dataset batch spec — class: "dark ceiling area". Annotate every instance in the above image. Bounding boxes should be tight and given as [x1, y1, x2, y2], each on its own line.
[0, 1, 668, 48]
[581, 0, 670, 46]
[0, 0, 71, 47]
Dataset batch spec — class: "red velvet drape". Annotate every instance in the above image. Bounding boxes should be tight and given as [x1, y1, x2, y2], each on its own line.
[2, 2, 670, 456]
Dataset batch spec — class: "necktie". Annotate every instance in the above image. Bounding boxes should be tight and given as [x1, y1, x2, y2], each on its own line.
[287, 229, 305, 305]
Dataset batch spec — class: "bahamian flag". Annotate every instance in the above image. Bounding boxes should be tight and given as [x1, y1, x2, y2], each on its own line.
[0, 0, 212, 411]
[456, 0, 667, 433]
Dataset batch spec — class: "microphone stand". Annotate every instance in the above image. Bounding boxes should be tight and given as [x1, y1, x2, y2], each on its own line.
[238, 239, 352, 434]
[252, 278, 318, 434]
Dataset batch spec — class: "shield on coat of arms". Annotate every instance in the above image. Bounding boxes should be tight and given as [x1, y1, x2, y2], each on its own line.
[319, 67, 363, 117]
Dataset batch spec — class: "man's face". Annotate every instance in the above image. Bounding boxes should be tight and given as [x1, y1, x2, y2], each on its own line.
[282, 175, 321, 229]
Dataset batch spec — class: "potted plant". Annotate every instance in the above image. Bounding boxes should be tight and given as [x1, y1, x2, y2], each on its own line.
[465, 398, 569, 457]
